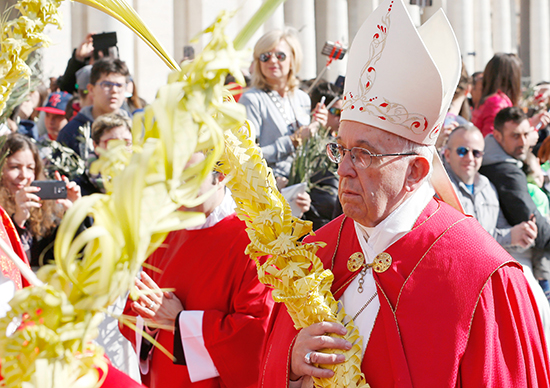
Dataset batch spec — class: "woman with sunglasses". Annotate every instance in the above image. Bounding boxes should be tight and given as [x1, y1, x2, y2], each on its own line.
[240, 28, 328, 188]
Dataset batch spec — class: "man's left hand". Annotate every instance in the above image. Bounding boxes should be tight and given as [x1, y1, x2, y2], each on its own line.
[132, 271, 183, 329]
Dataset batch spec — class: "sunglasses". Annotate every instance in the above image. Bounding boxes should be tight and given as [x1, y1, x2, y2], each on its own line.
[455, 146, 484, 159]
[329, 107, 341, 116]
[259, 51, 287, 63]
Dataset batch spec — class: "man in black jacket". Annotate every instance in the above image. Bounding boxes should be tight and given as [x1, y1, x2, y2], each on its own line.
[480, 106, 550, 299]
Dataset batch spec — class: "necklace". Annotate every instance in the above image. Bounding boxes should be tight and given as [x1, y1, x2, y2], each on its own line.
[351, 291, 378, 322]
[357, 265, 368, 293]
[331, 217, 379, 323]
[266, 89, 299, 132]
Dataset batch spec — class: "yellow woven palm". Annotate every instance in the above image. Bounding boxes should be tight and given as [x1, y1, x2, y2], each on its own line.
[218, 123, 369, 388]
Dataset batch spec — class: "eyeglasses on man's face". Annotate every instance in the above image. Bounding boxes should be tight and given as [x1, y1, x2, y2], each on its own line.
[98, 80, 127, 92]
[454, 146, 484, 159]
[326, 142, 418, 169]
[259, 51, 287, 63]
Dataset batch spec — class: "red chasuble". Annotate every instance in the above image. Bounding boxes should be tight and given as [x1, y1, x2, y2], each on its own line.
[123, 213, 274, 388]
[0, 205, 30, 289]
[99, 363, 145, 388]
[260, 198, 550, 388]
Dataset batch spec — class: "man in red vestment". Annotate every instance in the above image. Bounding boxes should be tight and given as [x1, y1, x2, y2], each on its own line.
[259, 0, 550, 387]
[122, 152, 274, 388]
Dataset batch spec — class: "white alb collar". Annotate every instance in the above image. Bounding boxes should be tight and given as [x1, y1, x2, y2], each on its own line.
[354, 180, 435, 262]
[187, 188, 236, 230]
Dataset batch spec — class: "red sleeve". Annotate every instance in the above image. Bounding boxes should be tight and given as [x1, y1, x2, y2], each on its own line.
[202, 257, 274, 388]
[472, 93, 512, 137]
[99, 362, 146, 388]
[459, 265, 550, 387]
[0, 206, 30, 288]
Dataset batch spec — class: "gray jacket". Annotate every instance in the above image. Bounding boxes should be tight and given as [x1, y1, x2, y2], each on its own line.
[239, 87, 311, 178]
[444, 160, 512, 246]
[479, 134, 550, 279]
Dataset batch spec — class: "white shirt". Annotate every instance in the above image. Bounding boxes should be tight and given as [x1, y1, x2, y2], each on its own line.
[340, 181, 435, 355]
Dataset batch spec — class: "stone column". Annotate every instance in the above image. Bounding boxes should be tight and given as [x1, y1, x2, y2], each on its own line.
[492, 0, 513, 53]
[405, 3, 421, 27]
[519, 0, 531, 78]
[42, 0, 73, 80]
[132, 0, 174, 102]
[473, 0, 493, 73]
[70, 2, 88, 46]
[530, 0, 550, 83]
[420, 0, 447, 23]
[314, 0, 348, 82]
[284, 0, 316, 80]
[447, 0, 475, 74]
[265, 2, 285, 32]
[232, 0, 264, 53]
[173, 0, 186, 63]
[85, 1, 136, 75]
[347, 0, 377, 42]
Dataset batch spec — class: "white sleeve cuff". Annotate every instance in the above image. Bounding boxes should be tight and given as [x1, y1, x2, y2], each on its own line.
[135, 316, 151, 375]
[178, 310, 219, 382]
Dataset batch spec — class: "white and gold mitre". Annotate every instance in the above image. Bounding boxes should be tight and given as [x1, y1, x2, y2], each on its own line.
[341, 0, 461, 146]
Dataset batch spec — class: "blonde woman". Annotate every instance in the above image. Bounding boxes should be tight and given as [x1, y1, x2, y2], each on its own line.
[240, 28, 327, 186]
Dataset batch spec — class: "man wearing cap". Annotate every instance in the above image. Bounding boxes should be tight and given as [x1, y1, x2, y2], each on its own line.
[260, 0, 549, 387]
[35, 91, 71, 141]
[75, 65, 93, 109]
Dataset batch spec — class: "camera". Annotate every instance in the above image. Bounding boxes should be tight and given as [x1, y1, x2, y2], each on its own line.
[92, 32, 119, 60]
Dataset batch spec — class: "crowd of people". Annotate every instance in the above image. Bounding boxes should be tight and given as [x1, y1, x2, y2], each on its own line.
[3, 0, 550, 386]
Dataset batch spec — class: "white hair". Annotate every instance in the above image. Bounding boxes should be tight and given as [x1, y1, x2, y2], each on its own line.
[391, 134, 434, 181]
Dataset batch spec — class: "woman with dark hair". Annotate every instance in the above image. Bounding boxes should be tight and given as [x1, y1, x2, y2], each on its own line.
[472, 53, 521, 137]
[473, 53, 549, 137]
[0, 133, 81, 267]
[124, 79, 147, 114]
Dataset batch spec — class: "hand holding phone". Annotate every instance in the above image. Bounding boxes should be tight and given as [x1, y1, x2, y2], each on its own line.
[30, 180, 67, 200]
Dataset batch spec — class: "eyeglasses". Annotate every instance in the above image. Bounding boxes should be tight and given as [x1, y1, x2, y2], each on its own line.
[455, 146, 484, 159]
[329, 107, 341, 116]
[259, 51, 287, 63]
[98, 80, 126, 92]
[326, 142, 417, 169]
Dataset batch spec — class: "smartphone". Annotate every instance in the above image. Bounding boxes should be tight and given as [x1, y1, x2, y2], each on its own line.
[321, 41, 347, 60]
[93, 32, 119, 60]
[30, 181, 67, 200]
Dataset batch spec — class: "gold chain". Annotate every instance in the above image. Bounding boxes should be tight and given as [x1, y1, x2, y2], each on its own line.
[351, 291, 378, 322]
[357, 264, 367, 293]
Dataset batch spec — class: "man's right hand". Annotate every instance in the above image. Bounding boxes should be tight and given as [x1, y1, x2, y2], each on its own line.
[510, 218, 538, 248]
[290, 321, 351, 381]
[75, 33, 95, 62]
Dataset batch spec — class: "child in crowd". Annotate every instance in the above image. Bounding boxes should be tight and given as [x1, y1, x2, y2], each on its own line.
[523, 151, 550, 219]
[76, 112, 133, 195]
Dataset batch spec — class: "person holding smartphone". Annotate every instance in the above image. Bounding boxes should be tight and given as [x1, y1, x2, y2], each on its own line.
[0, 133, 81, 267]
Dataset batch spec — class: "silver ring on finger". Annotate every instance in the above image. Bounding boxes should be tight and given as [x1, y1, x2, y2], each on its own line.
[304, 351, 313, 365]
[148, 301, 155, 310]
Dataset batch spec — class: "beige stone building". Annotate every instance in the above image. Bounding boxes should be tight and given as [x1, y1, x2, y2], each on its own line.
[2, 0, 550, 101]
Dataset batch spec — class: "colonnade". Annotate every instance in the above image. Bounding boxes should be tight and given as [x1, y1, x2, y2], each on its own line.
[34, 0, 550, 101]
